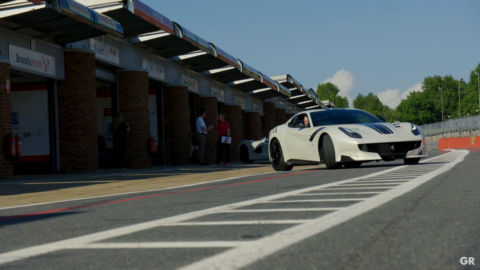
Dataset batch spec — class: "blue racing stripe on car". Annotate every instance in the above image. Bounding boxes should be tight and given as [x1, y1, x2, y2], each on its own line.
[372, 123, 394, 134]
[309, 127, 325, 142]
[360, 123, 394, 134]
[361, 124, 384, 134]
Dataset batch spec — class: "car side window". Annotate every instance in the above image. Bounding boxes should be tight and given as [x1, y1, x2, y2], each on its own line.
[290, 114, 309, 128]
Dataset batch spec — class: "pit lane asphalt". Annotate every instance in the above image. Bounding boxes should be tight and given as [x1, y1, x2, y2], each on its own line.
[2, 150, 478, 270]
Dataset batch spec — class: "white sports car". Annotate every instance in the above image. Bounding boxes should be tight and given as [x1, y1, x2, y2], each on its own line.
[239, 136, 270, 163]
[268, 108, 427, 171]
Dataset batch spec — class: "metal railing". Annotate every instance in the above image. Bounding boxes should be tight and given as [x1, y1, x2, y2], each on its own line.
[419, 115, 480, 140]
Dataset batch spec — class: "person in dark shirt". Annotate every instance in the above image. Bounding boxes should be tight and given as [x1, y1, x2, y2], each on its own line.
[212, 112, 231, 166]
[112, 114, 130, 168]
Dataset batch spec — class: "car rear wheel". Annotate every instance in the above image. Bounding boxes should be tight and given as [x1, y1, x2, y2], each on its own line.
[343, 162, 362, 168]
[321, 135, 342, 169]
[240, 145, 254, 163]
[404, 158, 420, 165]
[270, 140, 293, 171]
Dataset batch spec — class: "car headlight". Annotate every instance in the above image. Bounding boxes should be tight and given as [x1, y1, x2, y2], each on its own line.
[411, 124, 421, 136]
[339, 127, 362, 139]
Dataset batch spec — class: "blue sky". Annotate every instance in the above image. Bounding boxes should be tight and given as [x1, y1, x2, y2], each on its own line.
[146, 0, 480, 108]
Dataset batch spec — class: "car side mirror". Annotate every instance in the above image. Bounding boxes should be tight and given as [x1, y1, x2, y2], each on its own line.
[378, 116, 386, 122]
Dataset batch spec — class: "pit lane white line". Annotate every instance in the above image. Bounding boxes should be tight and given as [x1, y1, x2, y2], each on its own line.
[180, 150, 467, 270]
[0, 151, 464, 266]
[222, 208, 343, 212]
[297, 192, 381, 195]
[0, 169, 296, 211]
[71, 242, 245, 249]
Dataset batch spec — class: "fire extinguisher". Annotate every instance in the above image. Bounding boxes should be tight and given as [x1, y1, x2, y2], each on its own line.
[7, 133, 16, 160]
[15, 133, 22, 160]
[149, 137, 158, 154]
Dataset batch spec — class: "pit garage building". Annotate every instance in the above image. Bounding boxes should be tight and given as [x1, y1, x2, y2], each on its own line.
[0, 0, 325, 179]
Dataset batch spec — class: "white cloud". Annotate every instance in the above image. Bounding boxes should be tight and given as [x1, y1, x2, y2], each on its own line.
[376, 82, 423, 109]
[322, 69, 357, 108]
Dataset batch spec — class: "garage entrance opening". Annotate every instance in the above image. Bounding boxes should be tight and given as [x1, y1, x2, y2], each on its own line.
[10, 71, 57, 175]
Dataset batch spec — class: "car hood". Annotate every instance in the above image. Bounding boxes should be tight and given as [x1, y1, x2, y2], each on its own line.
[326, 122, 422, 141]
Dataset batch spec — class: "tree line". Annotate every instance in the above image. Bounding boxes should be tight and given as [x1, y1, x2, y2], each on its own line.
[315, 63, 480, 125]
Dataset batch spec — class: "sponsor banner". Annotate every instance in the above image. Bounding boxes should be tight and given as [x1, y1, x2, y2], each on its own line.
[215, 46, 239, 70]
[60, 0, 94, 23]
[181, 26, 211, 53]
[90, 39, 120, 65]
[235, 96, 245, 110]
[92, 12, 124, 36]
[278, 84, 292, 96]
[133, 0, 174, 34]
[9, 45, 56, 77]
[142, 60, 165, 81]
[181, 75, 198, 92]
[262, 75, 278, 91]
[241, 62, 261, 81]
[253, 101, 263, 114]
[211, 87, 224, 102]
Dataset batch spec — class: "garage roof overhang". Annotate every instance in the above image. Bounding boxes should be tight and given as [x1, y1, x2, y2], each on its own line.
[306, 88, 326, 108]
[199, 45, 252, 86]
[271, 74, 314, 103]
[322, 100, 337, 108]
[227, 60, 291, 100]
[0, 0, 123, 44]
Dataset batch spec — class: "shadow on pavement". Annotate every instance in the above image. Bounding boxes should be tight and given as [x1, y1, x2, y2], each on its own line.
[0, 212, 80, 227]
[0, 162, 271, 197]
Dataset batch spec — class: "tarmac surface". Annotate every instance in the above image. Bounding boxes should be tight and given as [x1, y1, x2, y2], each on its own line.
[0, 149, 479, 270]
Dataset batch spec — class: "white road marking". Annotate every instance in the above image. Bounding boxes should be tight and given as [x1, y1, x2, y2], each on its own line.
[223, 208, 343, 212]
[70, 242, 245, 249]
[322, 187, 392, 190]
[297, 192, 380, 195]
[339, 183, 400, 186]
[261, 199, 365, 203]
[0, 171, 281, 211]
[170, 221, 311, 225]
[354, 180, 409, 183]
[0, 152, 462, 266]
[0, 159, 412, 265]
[180, 150, 468, 270]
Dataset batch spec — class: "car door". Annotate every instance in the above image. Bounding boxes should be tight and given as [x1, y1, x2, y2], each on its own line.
[284, 114, 318, 162]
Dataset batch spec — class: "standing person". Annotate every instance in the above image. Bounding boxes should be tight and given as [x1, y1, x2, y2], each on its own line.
[196, 108, 213, 166]
[212, 113, 231, 166]
[112, 114, 130, 168]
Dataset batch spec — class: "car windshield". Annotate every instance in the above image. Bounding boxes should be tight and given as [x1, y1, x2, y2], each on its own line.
[310, 110, 382, 127]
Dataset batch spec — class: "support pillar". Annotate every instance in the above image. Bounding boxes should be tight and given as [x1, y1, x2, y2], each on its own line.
[275, 108, 287, 126]
[57, 51, 97, 172]
[246, 112, 261, 141]
[196, 97, 218, 163]
[0, 62, 13, 179]
[163, 86, 190, 165]
[263, 102, 276, 136]
[117, 70, 151, 168]
[223, 105, 242, 161]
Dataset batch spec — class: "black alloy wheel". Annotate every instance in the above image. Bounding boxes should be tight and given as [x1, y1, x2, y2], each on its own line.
[270, 139, 293, 171]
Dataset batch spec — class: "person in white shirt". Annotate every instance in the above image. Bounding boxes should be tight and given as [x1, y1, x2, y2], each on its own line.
[196, 108, 213, 165]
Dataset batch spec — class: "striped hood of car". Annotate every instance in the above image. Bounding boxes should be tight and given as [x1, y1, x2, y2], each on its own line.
[358, 123, 394, 134]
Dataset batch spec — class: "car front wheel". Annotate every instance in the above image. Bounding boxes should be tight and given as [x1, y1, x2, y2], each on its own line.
[270, 140, 293, 171]
[321, 134, 342, 169]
